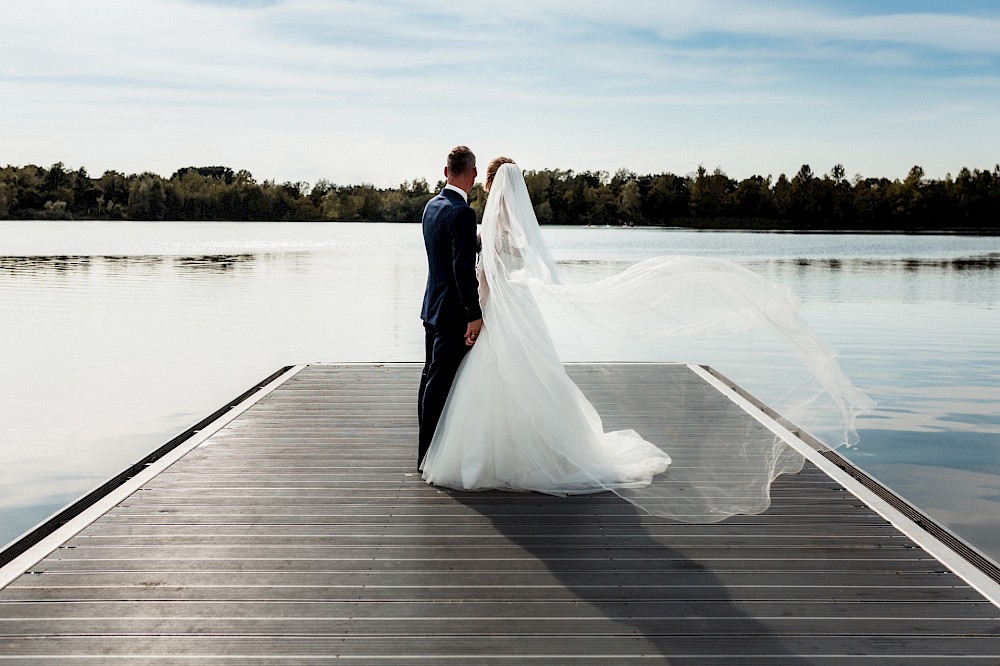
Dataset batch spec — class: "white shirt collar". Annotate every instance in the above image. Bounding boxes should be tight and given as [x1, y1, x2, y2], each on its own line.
[443, 183, 468, 203]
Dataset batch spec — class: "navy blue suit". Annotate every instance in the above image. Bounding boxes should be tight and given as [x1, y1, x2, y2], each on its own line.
[418, 188, 482, 464]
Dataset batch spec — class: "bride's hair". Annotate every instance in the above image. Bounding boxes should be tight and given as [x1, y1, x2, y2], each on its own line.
[485, 156, 515, 192]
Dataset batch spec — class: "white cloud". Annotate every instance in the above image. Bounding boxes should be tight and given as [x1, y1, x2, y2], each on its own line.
[549, 1, 1000, 55]
[2, 1, 998, 184]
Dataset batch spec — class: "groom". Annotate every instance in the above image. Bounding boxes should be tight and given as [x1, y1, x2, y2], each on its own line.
[417, 146, 483, 465]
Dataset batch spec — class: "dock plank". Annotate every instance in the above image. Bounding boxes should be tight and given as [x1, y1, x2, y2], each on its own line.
[1, 363, 998, 663]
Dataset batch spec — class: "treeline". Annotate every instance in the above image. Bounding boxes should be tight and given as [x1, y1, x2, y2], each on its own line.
[2, 162, 998, 231]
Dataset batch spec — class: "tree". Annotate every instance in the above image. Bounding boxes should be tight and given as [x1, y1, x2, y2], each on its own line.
[173, 166, 236, 184]
[730, 175, 769, 219]
[954, 166, 998, 227]
[98, 170, 130, 218]
[1, 160, 996, 229]
[41, 199, 72, 220]
[7, 164, 45, 212]
[852, 177, 893, 228]
[0, 183, 10, 219]
[523, 169, 554, 223]
[772, 174, 792, 219]
[355, 185, 383, 221]
[583, 180, 617, 225]
[72, 166, 101, 217]
[127, 174, 167, 220]
[642, 173, 689, 223]
[790, 164, 829, 226]
[43, 162, 69, 195]
[893, 165, 927, 228]
[619, 178, 641, 225]
[689, 166, 734, 219]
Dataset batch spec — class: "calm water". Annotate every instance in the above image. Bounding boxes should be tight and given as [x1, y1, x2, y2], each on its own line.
[2, 222, 999, 562]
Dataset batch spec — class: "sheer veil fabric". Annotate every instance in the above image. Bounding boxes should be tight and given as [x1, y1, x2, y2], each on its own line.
[420, 163, 874, 522]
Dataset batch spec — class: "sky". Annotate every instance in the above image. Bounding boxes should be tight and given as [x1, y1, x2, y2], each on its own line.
[2, 0, 999, 188]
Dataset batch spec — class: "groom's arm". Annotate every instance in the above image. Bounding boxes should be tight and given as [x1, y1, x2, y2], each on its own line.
[449, 206, 483, 324]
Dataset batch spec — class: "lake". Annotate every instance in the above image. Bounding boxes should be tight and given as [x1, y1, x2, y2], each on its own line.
[2, 221, 999, 564]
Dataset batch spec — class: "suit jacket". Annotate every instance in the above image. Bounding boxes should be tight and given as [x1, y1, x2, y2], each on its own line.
[421, 188, 482, 331]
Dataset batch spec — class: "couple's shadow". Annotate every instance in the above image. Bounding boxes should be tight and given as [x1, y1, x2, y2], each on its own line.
[449, 490, 800, 662]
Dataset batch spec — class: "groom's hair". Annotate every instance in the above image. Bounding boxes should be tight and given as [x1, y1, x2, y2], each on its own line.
[447, 146, 476, 176]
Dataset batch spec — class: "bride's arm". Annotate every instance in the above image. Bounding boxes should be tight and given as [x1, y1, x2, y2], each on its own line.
[477, 254, 490, 307]
[495, 208, 522, 257]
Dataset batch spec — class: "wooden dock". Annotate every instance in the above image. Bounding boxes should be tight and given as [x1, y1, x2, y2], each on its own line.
[1, 363, 999, 664]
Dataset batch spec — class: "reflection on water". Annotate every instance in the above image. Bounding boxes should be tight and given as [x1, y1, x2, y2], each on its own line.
[2, 222, 1000, 567]
[1, 255, 97, 273]
[0, 254, 258, 274]
[173, 254, 257, 271]
[775, 253, 1000, 271]
[563, 254, 1000, 272]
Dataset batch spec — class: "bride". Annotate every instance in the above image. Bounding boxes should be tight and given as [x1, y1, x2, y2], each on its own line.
[420, 158, 873, 522]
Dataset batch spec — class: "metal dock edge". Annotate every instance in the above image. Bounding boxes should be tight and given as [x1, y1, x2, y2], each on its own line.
[0, 364, 306, 588]
[693, 363, 1000, 607]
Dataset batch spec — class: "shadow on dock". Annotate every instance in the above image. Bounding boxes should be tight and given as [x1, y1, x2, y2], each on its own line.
[452, 491, 799, 660]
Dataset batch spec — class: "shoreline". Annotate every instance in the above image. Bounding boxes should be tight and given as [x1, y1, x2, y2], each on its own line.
[3, 218, 999, 236]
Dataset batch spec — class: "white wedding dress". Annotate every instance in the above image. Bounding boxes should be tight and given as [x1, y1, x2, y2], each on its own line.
[420, 164, 873, 522]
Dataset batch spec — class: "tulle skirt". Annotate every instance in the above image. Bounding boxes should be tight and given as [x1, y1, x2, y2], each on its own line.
[420, 307, 671, 495]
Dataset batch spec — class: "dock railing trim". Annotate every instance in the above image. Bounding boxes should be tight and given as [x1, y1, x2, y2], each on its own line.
[0, 364, 307, 589]
[689, 362, 1000, 609]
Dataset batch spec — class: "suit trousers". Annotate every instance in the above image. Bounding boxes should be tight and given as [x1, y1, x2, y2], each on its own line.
[418, 322, 470, 465]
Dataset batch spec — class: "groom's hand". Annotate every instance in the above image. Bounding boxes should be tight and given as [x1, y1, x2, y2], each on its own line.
[465, 319, 483, 346]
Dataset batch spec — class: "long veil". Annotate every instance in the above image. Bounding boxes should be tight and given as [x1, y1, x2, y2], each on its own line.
[479, 163, 874, 522]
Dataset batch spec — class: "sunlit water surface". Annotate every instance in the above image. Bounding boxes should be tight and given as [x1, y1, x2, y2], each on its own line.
[2, 222, 999, 563]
